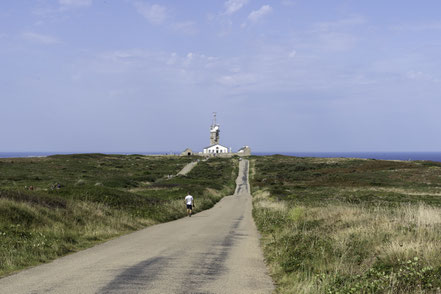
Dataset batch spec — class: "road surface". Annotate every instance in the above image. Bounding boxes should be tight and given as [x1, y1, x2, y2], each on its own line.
[0, 159, 274, 294]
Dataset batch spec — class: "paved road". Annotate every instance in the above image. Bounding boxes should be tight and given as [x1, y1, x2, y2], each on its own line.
[0, 160, 274, 294]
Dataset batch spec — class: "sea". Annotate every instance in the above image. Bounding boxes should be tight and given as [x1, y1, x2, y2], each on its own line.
[1, 151, 441, 162]
[0, 152, 168, 158]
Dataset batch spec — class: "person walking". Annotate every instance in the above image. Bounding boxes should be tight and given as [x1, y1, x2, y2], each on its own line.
[185, 193, 195, 217]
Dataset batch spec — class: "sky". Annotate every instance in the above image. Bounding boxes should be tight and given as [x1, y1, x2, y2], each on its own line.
[1, 0, 441, 153]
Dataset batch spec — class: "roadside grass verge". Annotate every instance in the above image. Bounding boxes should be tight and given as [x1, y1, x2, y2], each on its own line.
[0, 154, 237, 276]
[250, 155, 441, 293]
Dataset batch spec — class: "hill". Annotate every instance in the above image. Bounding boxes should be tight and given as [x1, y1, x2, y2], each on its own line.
[250, 155, 441, 294]
[0, 154, 237, 276]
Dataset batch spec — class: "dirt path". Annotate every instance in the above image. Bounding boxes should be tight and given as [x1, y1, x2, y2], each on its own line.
[177, 160, 198, 176]
[0, 160, 274, 294]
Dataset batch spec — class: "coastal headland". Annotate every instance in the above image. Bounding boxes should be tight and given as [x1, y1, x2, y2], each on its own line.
[1, 154, 441, 293]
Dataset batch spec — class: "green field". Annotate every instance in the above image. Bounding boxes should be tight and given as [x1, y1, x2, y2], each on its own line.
[250, 155, 441, 294]
[0, 154, 237, 276]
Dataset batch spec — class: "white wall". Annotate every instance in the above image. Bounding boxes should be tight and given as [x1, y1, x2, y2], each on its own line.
[203, 144, 229, 154]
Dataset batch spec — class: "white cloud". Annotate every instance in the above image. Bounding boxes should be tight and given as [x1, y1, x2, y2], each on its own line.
[21, 32, 61, 44]
[183, 52, 194, 66]
[59, 0, 92, 8]
[167, 52, 178, 65]
[32, 0, 91, 16]
[217, 18, 233, 36]
[244, 5, 272, 25]
[224, 0, 248, 15]
[134, 3, 197, 35]
[172, 21, 198, 35]
[318, 32, 357, 51]
[98, 49, 159, 65]
[406, 70, 439, 83]
[218, 73, 257, 87]
[95, 50, 221, 76]
[164, 52, 220, 69]
[304, 16, 365, 52]
[288, 50, 297, 58]
[312, 16, 366, 32]
[135, 2, 167, 25]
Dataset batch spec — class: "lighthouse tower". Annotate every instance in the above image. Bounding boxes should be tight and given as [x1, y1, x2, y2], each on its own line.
[210, 112, 220, 145]
[203, 112, 230, 155]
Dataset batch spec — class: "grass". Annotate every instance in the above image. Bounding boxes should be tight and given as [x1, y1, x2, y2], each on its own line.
[0, 154, 237, 276]
[250, 155, 441, 294]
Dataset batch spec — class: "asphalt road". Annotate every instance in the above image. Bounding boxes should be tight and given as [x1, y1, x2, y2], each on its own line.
[0, 159, 274, 294]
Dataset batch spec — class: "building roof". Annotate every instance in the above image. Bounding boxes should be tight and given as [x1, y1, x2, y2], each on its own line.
[203, 144, 228, 149]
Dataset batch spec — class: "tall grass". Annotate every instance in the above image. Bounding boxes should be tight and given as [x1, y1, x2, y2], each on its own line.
[0, 197, 151, 275]
[0, 155, 237, 276]
[251, 156, 441, 293]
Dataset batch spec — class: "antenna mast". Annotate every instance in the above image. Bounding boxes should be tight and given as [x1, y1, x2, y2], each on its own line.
[212, 112, 217, 126]
[210, 112, 220, 145]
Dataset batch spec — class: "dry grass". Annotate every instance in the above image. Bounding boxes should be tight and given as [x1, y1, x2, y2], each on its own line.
[254, 191, 441, 293]
[344, 186, 441, 197]
[251, 156, 441, 293]
[254, 190, 287, 211]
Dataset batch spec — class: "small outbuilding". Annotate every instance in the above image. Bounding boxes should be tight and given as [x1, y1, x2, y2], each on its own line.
[181, 148, 193, 156]
[237, 146, 251, 156]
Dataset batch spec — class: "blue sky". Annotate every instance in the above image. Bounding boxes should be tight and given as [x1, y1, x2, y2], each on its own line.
[1, 0, 440, 152]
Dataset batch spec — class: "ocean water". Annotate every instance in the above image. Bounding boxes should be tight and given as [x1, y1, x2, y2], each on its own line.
[254, 152, 441, 163]
[0, 152, 170, 158]
[0, 152, 59, 158]
[1, 152, 441, 163]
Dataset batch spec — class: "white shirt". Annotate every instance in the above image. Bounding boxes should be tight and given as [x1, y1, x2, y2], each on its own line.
[185, 195, 193, 205]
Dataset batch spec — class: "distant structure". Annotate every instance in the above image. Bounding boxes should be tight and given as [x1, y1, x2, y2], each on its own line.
[180, 148, 193, 156]
[203, 113, 230, 155]
[180, 112, 251, 157]
[237, 146, 251, 156]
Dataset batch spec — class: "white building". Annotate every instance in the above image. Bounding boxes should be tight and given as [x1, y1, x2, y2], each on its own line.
[237, 145, 251, 156]
[203, 113, 231, 155]
[203, 144, 229, 154]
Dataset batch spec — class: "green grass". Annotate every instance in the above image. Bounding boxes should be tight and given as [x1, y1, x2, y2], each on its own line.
[0, 154, 237, 276]
[250, 155, 441, 294]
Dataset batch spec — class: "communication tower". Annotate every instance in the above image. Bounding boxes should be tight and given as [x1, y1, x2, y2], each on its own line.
[210, 112, 220, 145]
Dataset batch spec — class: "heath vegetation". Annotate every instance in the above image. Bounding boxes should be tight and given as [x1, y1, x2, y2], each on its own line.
[251, 155, 441, 294]
[0, 154, 237, 276]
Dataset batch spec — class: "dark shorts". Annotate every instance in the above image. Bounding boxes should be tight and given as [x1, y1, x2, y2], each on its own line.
[186, 204, 192, 209]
